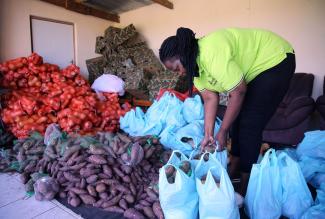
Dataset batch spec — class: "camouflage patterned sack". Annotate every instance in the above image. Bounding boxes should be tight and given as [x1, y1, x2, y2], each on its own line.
[86, 56, 106, 84]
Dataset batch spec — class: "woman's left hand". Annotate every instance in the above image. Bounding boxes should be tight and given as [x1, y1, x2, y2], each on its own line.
[215, 130, 227, 151]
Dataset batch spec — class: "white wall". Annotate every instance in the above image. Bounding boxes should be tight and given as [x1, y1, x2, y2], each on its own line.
[120, 0, 325, 99]
[0, 0, 115, 78]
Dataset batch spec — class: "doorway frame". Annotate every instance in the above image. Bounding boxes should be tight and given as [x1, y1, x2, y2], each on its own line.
[29, 15, 76, 64]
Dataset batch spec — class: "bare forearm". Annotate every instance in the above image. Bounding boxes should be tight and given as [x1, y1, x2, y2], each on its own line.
[220, 82, 247, 133]
[201, 90, 219, 137]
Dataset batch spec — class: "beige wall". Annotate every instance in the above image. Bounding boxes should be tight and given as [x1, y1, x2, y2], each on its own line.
[120, 0, 325, 99]
[0, 0, 114, 78]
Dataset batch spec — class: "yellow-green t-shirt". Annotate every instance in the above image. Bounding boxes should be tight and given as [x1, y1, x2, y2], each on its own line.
[194, 28, 294, 93]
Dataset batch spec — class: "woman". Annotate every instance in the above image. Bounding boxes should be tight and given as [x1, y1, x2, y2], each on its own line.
[159, 27, 295, 196]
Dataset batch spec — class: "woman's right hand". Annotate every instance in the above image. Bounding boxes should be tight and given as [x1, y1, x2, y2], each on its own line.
[200, 136, 215, 152]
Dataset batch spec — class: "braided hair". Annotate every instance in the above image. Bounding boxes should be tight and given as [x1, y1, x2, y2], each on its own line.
[159, 27, 199, 96]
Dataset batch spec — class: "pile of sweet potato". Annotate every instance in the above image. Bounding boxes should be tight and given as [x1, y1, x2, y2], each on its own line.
[1, 131, 170, 219]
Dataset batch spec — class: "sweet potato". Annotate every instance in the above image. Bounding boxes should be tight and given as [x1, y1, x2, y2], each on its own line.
[122, 175, 131, 183]
[68, 196, 81, 207]
[129, 142, 144, 166]
[113, 166, 125, 178]
[179, 161, 191, 175]
[120, 165, 132, 174]
[80, 168, 100, 178]
[124, 208, 145, 219]
[61, 145, 81, 162]
[20, 172, 29, 184]
[153, 202, 164, 219]
[117, 132, 132, 144]
[102, 165, 113, 178]
[104, 206, 124, 214]
[134, 204, 144, 211]
[102, 193, 123, 208]
[144, 146, 156, 159]
[143, 206, 156, 219]
[66, 151, 79, 166]
[164, 165, 175, 178]
[123, 194, 135, 204]
[115, 184, 131, 194]
[93, 199, 104, 208]
[119, 198, 128, 210]
[139, 200, 151, 207]
[100, 179, 119, 186]
[80, 178, 86, 189]
[102, 146, 116, 158]
[79, 194, 96, 205]
[87, 185, 97, 197]
[59, 191, 67, 198]
[26, 147, 44, 155]
[69, 187, 87, 195]
[63, 172, 80, 182]
[98, 173, 110, 179]
[95, 183, 106, 193]
[99, 192, 109, 200]
[130, 183, 137, 196]
[145, 188, 158, 201]
[88, 155, 107, 165]
[89, 144, 107, 155]
[201, 174, 220, 187]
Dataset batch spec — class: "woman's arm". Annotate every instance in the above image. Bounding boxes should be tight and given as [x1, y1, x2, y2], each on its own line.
[200, 89, 219, 149]
[216, 80, 247, 148]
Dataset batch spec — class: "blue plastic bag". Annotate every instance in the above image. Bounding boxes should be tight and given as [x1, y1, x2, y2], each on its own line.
[182, 95, 204, 123]
[245, 149, 282, 219]
[296, 130, 325, 159]
[145, 92, 183, 126]
[159, 125, 194, 156]
[278, 152, 313, 219]
[159, 119, 221, 156]
[298, 155, 325, 182]
[195, 152, 239, 219]
[301, 183, 325, 219]
[310, 173, 325, 189]
[119, 107, 145, 136]
[159, 151, 199, 219]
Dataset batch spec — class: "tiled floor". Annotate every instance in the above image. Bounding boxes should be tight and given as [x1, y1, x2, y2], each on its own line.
[0, 173, 83, 219]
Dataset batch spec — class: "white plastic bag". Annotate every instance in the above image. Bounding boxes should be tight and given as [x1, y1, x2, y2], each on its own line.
[119, 107, 146, 136]
[195, 152, 239, 219]
[182, 95, 204, 123]
[91, 74, 125, 96]
[278, 152, 313, 219]
[245, 149, 282, 219]
[159, 151, 199, 219]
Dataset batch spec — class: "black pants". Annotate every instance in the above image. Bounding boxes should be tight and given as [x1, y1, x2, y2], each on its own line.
[230, 53, 296, 173]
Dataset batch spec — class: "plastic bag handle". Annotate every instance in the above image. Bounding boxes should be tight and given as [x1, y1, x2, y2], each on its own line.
[260, 148, 277, 168]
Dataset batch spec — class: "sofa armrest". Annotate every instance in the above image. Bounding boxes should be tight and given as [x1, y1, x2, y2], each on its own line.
[265, 97, 315, 130]
[316, 95, 325, 118]
[285, 96, 315, 116]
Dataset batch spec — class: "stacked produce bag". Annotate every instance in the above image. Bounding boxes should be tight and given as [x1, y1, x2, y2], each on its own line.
[120, 92, 221, 156]
[0, 53, 132, 138]
[87, 24, 188, 100]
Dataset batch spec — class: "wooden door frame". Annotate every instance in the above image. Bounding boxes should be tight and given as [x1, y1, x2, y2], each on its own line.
[29, 15, 76, 64]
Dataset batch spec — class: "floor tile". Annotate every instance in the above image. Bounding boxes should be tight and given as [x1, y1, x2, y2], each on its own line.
[0, 173, 26, 207]
[51, 199, 83, 219]
[33, 207, 77, 219]
[0, 196, 55, 219]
